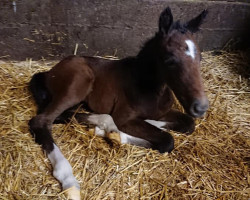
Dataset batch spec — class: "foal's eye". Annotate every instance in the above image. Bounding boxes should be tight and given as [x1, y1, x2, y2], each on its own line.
[164, 58, 176, 67]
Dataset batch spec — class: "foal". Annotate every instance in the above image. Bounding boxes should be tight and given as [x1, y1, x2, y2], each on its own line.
[29, 7, 208, 199]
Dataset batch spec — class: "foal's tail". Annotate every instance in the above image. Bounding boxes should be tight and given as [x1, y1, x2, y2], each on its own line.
[29, 72, 51, 113]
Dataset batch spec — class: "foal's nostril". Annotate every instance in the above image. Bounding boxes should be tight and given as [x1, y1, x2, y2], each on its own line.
[194, 103, 204, 113]
[190, 100, 209, 117]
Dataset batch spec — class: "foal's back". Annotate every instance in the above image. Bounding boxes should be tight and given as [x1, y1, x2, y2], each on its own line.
[45, 55, 133, 115]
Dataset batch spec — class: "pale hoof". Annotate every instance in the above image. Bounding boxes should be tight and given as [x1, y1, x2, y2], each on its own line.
[65, 186, 80, 200]
[107, 132, 121, 144]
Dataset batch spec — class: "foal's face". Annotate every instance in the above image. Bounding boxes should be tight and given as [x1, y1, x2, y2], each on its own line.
[158, 8, 209, 118]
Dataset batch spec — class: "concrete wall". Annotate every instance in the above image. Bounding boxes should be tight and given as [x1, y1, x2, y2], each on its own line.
[0, 0, 249, 60]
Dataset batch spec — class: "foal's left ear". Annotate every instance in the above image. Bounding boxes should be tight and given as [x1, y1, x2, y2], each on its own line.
[159, 7, 173, 35]
[185, 9, 208, 33]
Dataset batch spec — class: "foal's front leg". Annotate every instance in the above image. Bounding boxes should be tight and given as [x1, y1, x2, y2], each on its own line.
[117, 119, 174, 153]
[55, 111, 174, 152]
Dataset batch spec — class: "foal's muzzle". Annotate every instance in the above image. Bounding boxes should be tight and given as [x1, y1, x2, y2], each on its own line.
[189, 98, 209, 118]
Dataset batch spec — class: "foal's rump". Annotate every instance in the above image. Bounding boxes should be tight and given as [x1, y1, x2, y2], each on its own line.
[29, 56, 96, 114]
[29, 71, 85, 123]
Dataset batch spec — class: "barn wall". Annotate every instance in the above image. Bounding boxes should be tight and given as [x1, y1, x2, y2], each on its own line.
[0, 0, 249, 60]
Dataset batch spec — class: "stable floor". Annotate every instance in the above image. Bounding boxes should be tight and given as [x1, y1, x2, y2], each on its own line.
[0, 51, 249, 200]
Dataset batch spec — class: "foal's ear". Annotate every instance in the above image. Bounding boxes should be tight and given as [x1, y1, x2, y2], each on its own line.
[159, 7, 173, 35]
[185, 9, 208, 33]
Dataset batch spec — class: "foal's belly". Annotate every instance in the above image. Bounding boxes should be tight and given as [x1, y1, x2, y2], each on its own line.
[85, 93, 115, 114]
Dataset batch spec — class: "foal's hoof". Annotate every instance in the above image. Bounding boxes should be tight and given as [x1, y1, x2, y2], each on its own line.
[172, 115, 195, 135]
[154, 133, 174, 153]
[65, 186, 80, 200]
[107, 132, 121, 145]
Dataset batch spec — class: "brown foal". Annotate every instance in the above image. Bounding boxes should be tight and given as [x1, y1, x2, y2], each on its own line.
[29, 7, 208, 200]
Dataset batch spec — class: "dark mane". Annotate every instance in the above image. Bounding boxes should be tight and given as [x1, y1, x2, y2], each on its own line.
[137, 34, 160, 61]
[135, 35, 165, 93]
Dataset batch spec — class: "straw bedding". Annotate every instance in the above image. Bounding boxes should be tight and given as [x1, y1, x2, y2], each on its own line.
[0, 51, 249, 200]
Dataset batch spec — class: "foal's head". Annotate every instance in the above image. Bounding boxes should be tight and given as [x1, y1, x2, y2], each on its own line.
[156, 7, 209, 118]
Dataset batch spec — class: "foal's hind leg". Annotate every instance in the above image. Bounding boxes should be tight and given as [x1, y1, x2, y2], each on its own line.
[29, 68, 94, 200]
[29, 97, 83, 200]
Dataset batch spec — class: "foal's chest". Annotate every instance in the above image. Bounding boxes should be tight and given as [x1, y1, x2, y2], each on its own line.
[133, 85, 174, 119]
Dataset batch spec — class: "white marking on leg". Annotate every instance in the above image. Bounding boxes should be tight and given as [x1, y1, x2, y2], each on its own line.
[145, 119, 167, 130]
[185, 40, 196, 60]
[94, 126, 105, 137]
[120, 131, 151, 148]
[88, 114, 119, 133]
[48, 144, 79, 190]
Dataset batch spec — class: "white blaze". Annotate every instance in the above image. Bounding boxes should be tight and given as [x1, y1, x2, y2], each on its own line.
[185, 40, 196, 60]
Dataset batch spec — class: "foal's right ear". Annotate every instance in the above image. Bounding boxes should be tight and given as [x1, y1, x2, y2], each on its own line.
[185, 9, 208, 33]
[159, 7, 173, 35]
